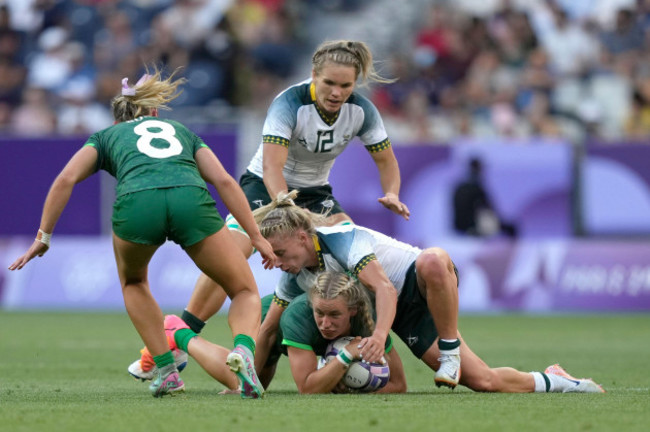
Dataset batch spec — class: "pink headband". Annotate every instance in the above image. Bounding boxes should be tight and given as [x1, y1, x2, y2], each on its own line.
[121, 74, 153, 96]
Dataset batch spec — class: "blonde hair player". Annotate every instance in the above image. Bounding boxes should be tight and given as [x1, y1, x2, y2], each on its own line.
[9, 66, 275, 399]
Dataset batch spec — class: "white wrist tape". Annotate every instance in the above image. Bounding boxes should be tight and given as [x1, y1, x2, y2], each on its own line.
[37, 229, 52, 247]
[336, 347, 353, 367]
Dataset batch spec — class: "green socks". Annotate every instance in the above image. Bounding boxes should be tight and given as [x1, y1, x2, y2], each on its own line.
[174, 329, 198, 352]
[234, 334, 256, 355]
[153, 351, 175, 368]
[170, 329, 256, 356]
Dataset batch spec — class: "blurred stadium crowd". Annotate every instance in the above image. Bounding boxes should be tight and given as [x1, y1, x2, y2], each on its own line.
[0, 0, 309, 135]
[375, 0, 650, 144]
[1, 0, 650, 144]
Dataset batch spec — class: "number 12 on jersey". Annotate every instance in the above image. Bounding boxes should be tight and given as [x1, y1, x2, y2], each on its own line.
[315, 130, 333, 153]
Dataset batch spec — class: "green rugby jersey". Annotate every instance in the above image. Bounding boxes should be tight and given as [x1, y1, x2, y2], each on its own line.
[280, 294, 392, 356]
[84, 116, 208, 197]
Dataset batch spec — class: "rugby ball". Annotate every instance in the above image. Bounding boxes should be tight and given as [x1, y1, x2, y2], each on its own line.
[322, 336, 390, 392]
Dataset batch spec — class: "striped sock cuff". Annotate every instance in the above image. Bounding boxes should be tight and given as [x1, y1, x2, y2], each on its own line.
[531, 372, 551, 392]
[438, 338, 461, 351]
[542, 373, 551, 392]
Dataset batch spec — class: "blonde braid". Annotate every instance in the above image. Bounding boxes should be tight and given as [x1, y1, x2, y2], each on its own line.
[310, 272, 376, 337]
[255, 190, 327, 239]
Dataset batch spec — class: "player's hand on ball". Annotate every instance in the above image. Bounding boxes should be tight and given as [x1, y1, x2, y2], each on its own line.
[344, 336, 363, 360]
[323, 336, 391, 393]
[358, 333, 386, 364]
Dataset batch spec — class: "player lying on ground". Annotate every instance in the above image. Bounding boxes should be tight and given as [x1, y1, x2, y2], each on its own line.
[132, 272, 407, 394]
[260, 271, 407, 393]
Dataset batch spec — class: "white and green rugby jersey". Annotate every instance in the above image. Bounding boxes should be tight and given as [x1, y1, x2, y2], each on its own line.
[246, 79, 392, 188]
[274, 224, 421, 304]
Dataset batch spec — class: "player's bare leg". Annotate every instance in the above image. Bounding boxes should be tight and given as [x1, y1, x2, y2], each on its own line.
[185, 228, 264, 398]
[114, 234, 184, 396]
[183, 230, 254, 329]
[421, 335, 604, 393]
[416, 247, 461, 388]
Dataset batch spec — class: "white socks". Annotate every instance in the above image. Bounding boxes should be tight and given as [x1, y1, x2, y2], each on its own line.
[440, 346, 461, 357]
[531, 372, 578, 392]
[531, 372, 548, 392]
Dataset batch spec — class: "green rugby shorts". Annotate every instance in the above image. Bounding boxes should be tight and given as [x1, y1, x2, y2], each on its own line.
[112, 186, 224, 248]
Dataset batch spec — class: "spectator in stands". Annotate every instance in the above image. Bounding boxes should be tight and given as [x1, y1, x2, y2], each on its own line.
[93, 10, 138, 72]
[56, 78, 112, 135]
[541, 8, 600, 77]
[27, 26, 72, 91]
[0, 56, 26, 107]
[0, 4, 26, 64]
[0, 101, 12, 132]
[600, 8, 645, 56]
[56, 41, 96, 98]
[624, 84, 650, 140]
[10, 86, 57, 135]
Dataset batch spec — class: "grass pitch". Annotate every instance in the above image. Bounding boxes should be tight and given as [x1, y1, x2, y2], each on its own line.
[0, 312, 648, 432]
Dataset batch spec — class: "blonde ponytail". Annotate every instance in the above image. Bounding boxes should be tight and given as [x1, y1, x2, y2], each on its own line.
[311, 40, 395, 86]
[111, 65, 186, 122]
